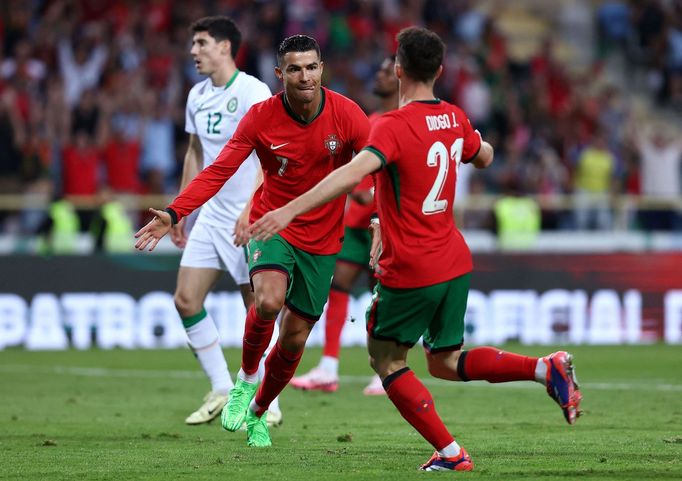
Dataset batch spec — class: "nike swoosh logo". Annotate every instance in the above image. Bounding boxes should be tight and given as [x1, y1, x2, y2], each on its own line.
[270, 142, 289, 150]
[208, 407, 218, 415]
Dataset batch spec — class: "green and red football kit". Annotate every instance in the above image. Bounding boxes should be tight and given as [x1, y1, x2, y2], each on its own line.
[168, 87, 370, 419]
[363, 99, 481, 351]
[168, 87, 370, 318]
[362, 101, 581, 465]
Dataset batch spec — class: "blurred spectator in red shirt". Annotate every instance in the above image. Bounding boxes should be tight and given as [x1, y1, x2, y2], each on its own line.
[102, 134, 141, 194]
[99, 91, 143, 193]
[145, 32, 174, 90]
[62, 129, 100, 196]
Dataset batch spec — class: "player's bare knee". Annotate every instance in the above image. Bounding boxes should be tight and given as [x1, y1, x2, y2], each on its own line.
[255, 295, 284, 319]
[174, 290, 199, 317]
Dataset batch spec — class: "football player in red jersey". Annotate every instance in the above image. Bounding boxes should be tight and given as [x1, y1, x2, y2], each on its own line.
[290, 55, 399, 396]
[251, 27, 582, 470]
[168, 15, 281, 428]
[134, 35, 370, 447]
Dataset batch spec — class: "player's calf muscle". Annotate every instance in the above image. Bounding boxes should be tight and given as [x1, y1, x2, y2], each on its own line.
[426, 350, 462, 381]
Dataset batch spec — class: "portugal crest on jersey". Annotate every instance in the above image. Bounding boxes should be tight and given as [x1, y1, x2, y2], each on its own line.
[324, 134, 340, 155]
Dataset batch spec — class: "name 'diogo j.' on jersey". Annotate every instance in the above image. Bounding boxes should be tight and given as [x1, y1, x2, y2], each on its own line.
[366, 100, 481, 288]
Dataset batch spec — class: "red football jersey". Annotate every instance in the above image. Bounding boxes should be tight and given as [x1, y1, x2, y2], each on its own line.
[344, 174, 375, 229]
[365, 100, 481, 288]
[102, 139, 141, 193]
[343, 111, 383, 229]
[62, 145, 100, 196]
[168, 88, 370, 255]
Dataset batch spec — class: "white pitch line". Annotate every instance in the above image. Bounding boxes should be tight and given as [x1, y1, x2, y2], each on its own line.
[1, 364, 682, 392]
[0, 364, 202, 379]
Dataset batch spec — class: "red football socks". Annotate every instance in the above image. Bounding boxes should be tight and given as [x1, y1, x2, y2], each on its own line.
[241, 305, 276, 375]
[253, 342, 303, 415]
[385, 368, 455, 451]
[322, 289, 349, 359]
[458, 346, 537, 383]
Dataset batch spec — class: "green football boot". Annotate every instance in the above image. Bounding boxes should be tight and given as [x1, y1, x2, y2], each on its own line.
[221, 379, 258, 432]
[245, 409, 272, 447]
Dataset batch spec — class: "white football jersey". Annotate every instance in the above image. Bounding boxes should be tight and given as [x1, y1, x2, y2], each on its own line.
[185, 71, 271, 227]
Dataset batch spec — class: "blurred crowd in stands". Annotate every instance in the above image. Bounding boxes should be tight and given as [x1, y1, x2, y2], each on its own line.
[0, 0, 681, 238]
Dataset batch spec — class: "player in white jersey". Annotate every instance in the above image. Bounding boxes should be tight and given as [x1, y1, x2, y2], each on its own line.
[170, 16, 282, 426]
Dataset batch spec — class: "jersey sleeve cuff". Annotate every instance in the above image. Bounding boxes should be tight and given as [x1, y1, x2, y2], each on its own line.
[461, 143, 481, 164]
[165, 207, 178, 226]
[362, 146, 387, 168]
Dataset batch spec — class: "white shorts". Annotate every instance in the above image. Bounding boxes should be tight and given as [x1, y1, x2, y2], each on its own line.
[180, 222, 250, 285]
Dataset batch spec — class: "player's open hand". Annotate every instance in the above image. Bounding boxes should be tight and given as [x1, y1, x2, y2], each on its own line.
[249, 207, 295, 242]
[170, 217, 187, 248]
[134, 208, 172, 252]
[368, 220, 382, 270]
[233, 207, 251, 247]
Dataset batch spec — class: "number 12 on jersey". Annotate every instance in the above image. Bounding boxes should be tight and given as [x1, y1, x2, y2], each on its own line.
[207, 112, 222, 134]
[422, 138, 463, 215]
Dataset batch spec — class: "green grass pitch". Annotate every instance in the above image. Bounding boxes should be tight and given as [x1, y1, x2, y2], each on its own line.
[1, 344, 681, 480]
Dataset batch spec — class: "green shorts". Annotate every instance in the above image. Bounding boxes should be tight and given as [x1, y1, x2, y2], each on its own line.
[365, 273, 471, 352]
[337, 227, 371, 267]
[248, 234, 337, 321]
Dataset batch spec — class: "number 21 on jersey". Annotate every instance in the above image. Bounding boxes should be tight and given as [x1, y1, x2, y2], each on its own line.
[422, 138, 463, 215]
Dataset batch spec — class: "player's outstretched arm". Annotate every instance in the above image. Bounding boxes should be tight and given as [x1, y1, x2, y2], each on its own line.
[134, 208, 173, 252]
[249, 150, 382, 241]
[470, 138, 494, 169]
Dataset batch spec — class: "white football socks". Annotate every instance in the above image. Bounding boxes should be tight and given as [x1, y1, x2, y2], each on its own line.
[438, 440, 461, 458]
[318, 355, 339, 376]
[185, 312, 233, 394]
[238, 367, 259, 384]
[249, 399, 264, 415]
[535, 358, 548, 384]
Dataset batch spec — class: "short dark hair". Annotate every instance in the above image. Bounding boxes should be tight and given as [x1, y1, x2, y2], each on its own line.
[277, 35, 321, 66]
[396, 27, 445, 82]
[190, 16, 242, 58]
